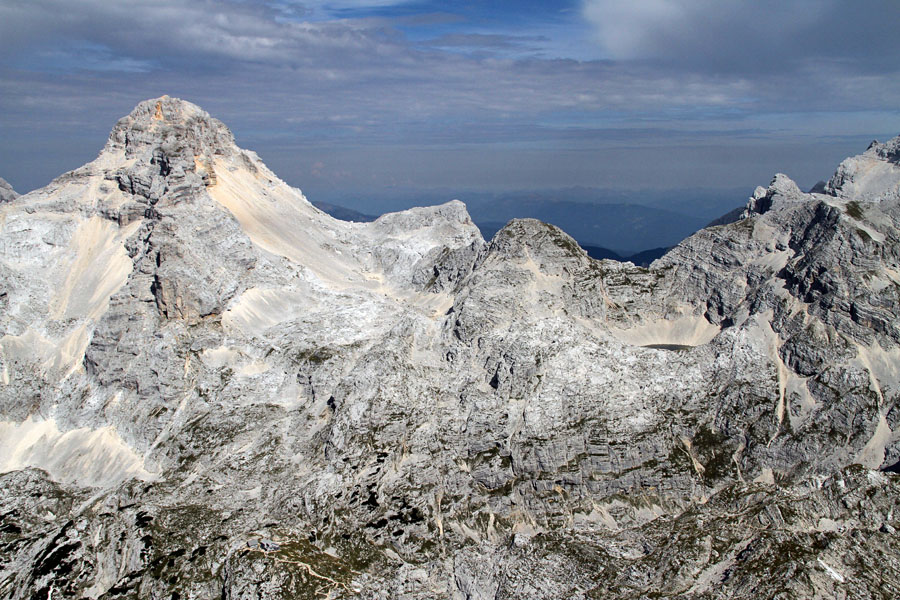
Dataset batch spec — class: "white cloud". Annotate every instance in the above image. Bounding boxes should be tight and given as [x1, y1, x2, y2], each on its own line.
[580, 0, 900, 76]
[582, 0, 689, 58]
[0, 0, 404, 67]
[581, 0, 828, 57]
[2, 0, 900, 195]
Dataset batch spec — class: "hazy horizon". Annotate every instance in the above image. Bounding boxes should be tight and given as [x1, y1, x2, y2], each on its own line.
[2, 1, 899, 202]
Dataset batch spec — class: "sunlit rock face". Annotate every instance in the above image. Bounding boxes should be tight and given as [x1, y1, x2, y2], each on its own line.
[1, 97, 899, 599]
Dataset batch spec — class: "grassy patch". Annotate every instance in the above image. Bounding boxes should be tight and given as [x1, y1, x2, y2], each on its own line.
[292, 348, 334, 365]
[846, 201, 864, 220]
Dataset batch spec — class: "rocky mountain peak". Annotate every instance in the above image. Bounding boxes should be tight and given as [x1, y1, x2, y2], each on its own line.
[2, 102, 900, 598]
[870, 136, 900, 164]
[105, 95, 237, 161]
[489, 218, 590, 271]
[744, 172, 806, 216]
[826, 133, 900, 203]
[85, 96, 259, 220]
[0, 177, 17, 203]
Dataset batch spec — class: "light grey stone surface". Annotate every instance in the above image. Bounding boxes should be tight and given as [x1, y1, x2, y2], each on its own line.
[1, 97, 899, 599]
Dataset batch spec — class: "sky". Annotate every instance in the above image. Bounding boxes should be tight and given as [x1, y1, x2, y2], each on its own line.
[1, 0, 899, 210]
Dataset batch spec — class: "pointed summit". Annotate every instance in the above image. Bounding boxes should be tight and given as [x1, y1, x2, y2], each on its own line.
[105, 95, 238, 162]
[11, 97, 254, 223]
[97, 96, 250, 214]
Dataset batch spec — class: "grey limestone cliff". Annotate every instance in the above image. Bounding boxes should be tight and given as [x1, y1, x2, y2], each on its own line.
[1, 97, 899, 599]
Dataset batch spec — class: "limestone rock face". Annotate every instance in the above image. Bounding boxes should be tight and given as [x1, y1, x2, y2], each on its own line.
[0, 177, 16, 203]
[1, 97, 899, 599]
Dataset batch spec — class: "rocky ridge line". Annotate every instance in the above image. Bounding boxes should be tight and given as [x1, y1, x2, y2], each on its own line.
[0, 98, 898, 599]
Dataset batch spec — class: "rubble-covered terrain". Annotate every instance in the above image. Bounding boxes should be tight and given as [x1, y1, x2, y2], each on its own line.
[1, 96, 898, 599]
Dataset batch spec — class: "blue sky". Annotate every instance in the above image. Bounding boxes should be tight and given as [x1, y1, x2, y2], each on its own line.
[1, 0, 899, 207]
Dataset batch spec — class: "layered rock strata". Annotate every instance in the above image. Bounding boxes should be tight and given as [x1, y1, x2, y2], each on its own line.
[1, 98, 898, 599]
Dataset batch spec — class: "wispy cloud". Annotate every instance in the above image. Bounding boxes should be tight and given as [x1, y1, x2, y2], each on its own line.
[18, 41, 157, 73]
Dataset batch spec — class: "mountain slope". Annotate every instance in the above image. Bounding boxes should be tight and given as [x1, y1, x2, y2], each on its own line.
[1, 98, 899, 599]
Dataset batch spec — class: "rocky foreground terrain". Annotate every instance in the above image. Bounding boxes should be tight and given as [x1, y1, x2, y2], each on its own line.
[1, 97, 899, 599]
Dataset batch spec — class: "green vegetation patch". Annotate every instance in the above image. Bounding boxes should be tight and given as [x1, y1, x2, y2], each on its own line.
[292, 348, 335, 364]
[845, 200, 864, 220]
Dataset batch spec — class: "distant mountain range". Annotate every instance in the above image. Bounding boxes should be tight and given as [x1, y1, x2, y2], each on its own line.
[312, 187, 748, 257]
[467, 201, 707, 254]
[314, 196, 735, 264]
[580, 245, 671, 266]
[311, 201, 377, 222]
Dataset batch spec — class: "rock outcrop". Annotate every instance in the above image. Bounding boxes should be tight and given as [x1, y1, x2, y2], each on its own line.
[1, 97, 899, 599]
[0, 177, 17, 203]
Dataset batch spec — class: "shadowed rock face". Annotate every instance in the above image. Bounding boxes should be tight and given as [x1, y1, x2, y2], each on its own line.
[1, 97, 899, 599]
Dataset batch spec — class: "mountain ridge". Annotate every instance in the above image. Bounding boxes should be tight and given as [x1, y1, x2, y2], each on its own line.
[1, 96, 899, 598]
